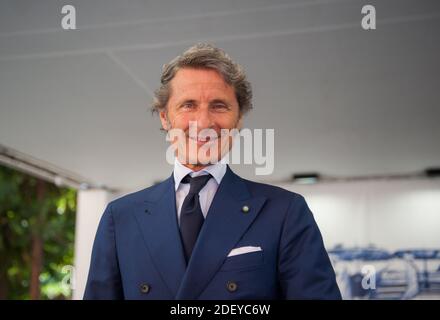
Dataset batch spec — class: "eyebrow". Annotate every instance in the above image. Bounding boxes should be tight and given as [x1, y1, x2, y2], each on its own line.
[177, 98, 229, 106]
[209, 99, 229, 105]
[177, 99, 197, 106]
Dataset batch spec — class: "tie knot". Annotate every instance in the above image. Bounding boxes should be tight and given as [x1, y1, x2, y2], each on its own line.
[182, 174, 212, 195]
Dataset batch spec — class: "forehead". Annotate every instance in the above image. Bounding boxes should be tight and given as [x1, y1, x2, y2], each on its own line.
[170, 68, 234, 96]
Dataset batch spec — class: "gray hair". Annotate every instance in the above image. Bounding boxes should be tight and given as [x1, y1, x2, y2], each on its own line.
[152, 43, 253, 116]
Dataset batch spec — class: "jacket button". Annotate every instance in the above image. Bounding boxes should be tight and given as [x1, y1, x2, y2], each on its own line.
[140, 283, 150, 294]
[226, 281, 238, 292]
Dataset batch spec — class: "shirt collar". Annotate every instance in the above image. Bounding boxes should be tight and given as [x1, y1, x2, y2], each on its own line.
[173, 157, 227, 191]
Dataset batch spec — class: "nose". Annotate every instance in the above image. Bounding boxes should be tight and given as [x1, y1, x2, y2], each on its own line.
[194, 106, 213, 129]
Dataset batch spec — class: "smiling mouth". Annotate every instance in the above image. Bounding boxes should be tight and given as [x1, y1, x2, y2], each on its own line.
[188, 136, 219, 144]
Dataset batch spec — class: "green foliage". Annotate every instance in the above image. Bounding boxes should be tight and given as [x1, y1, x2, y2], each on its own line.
[0, 165, 76, 299]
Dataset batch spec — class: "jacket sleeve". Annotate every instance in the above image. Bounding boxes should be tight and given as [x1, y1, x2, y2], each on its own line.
[83, 203, 124, 299]
[278, 194, 342, 299]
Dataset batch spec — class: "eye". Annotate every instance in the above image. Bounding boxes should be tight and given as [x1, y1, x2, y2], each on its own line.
[212, 103, 229, 110]
[181, 102, 194, 109]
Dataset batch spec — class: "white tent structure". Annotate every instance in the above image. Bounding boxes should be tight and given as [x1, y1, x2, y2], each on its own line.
[1, 0, 439, 299]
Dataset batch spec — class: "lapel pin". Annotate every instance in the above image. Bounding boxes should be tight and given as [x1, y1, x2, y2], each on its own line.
[241, 205, 250, 213]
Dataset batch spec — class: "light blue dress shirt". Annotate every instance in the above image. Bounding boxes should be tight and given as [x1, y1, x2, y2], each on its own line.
[173, 158, 227, 224]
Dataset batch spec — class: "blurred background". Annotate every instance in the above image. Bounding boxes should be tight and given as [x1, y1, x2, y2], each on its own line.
[0, 0, 439, 299]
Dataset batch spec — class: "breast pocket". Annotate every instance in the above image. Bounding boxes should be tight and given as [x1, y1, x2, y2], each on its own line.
[220, 250, 264, 272]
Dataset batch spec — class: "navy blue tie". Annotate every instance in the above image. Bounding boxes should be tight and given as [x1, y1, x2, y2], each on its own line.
[179, 174, 212, 262]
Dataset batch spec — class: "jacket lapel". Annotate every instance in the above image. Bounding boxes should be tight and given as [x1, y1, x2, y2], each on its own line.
[176, 167, 267, 299]
[132, 175, 186, 298]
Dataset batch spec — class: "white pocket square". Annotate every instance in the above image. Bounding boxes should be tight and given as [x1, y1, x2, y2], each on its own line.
[227, 246, 262, 257]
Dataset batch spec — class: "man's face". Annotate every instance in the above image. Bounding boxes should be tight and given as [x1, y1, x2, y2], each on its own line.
[160, 68, 242, 169]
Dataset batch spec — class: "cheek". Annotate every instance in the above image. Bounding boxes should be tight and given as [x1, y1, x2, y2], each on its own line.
[170, 113, 191, 130]
[216, 114, 240, 129]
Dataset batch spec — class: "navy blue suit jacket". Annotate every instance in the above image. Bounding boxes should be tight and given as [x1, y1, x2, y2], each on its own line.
[84, 166, 341, 299]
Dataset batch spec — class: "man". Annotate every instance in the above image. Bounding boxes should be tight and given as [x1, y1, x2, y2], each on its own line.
[84, 43, 341, 300]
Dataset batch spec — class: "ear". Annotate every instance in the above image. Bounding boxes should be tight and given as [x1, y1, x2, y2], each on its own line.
[159, 110, 169, 131]
[236, 115, 243, 130]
